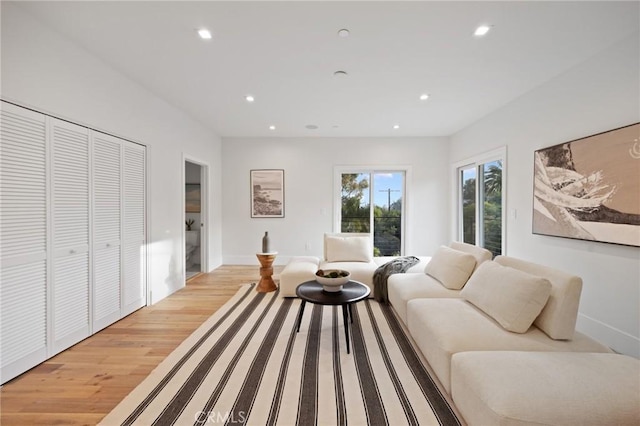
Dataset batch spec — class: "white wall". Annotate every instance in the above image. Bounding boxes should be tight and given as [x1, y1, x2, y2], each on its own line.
[450, 34, 640, 357]
[222, 137, 450, 264]
[1, 3, 224, 303]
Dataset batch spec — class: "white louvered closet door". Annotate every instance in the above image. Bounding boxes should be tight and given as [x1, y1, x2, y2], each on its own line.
[92, 132, 122, 332]
[122, 143, 146, 316]
[50, 118, 90, 354]
[0, 103, 48, 383]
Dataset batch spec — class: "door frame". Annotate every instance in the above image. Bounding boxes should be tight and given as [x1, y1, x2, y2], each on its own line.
[333, 165, 412, 255]
[182, 154, 210, 280]
[451, 146, 507, 255]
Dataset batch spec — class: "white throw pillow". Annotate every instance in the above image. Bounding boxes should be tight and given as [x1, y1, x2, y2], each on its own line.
[495, 256, 582, 340]
[325, 235, 373, 262]
[461, 261, 552, 333]
[424, 246, 477, 290]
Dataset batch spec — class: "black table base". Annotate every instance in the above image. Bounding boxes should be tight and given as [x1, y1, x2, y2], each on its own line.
[295, 281, 370, 354]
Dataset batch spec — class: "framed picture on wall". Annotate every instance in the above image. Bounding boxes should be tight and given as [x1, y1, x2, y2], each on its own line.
[251, 169, 284, 218]
[185, 184, 201, 213]
[532, 122, 640, 247]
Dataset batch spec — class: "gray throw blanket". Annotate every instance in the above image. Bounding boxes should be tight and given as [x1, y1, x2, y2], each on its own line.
[373, 256, 420, 303]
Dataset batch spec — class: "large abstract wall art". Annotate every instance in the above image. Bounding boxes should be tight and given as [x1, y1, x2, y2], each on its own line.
[533, 123, 640, 247]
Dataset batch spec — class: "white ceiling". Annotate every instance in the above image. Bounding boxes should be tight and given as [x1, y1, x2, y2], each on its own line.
[12, 1, 640, 138]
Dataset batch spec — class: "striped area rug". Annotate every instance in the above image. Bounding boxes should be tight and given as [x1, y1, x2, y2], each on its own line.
[100, 284, 460, 426]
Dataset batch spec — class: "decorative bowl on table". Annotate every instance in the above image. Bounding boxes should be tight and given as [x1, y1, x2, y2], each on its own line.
[315, 269, 350, 292]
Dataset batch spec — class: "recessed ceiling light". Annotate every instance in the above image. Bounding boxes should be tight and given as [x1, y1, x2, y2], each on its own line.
[305, 124, 319, 130]
[197, 29, 212, 40]
[474, 25, 491, 37]
[245, 95, 255, 103]
[269, 125, 276, 130]
[419, 93, 430, 101]
[393, 124, 400, 130]
[338, 29, 350, 38]
[333, 70, 348, 77]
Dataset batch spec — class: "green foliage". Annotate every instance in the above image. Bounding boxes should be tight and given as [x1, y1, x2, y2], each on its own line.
[341, 174, 370, 232]
[373, 205, 402, 255]
[340, 173, 403, 255]
[461, 162, 503, 256]
[483, 200, 502, 257]
[462, 203, 476, 245]
[341, 173, 369, 200]
[484, 163, 502, 200]
[462, 177, 475, 205]
[483, 162, 502, 257]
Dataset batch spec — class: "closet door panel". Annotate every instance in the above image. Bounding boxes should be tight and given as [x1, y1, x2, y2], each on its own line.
[122, 143, 146, 315]
[93, 245, 121, 331]
[0, 105, 47, 264]
[92, 133, 122, 331]
[93, 135, 121, 246]
[50, 118, 90, 353]
[0, 103, 48, 383]
[0, 262, 47, 383]
[52, 121, 90, 252]
[52, 253, 90, 351]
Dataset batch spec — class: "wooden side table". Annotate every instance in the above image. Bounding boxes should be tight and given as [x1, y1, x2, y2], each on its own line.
[256, 252, 278, 292]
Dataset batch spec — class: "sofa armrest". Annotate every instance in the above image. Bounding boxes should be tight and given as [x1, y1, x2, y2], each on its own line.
[279, 256, 320, 297]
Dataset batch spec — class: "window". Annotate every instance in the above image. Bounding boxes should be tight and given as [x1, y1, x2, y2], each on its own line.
[455, 148, 505, 257]
[460, 167, 477, 245]
[337, 169, 407, 256]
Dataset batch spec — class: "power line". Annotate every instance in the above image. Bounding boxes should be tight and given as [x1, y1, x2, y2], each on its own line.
[379, 188, 400, 211]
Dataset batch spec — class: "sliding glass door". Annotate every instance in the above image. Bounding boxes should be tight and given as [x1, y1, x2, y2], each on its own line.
[339, 170, 405, 256]
[457, 149, 505, 257]
[480, 161, 503, 256]
[460, 167, 477, 245]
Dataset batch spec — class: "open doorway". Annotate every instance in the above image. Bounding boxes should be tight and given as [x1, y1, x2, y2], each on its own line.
[185, 159, 207, 281]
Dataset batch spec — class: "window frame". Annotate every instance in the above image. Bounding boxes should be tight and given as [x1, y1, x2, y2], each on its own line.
[334, 165, 412, 256]
[452, 147, 507, 256]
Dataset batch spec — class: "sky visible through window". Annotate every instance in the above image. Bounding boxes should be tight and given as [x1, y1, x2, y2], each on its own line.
[349, 172, 403, 209]
[374, 172, 403, 210]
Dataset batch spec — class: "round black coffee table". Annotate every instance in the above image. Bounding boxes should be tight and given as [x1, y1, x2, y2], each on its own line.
[295, 280, 370, 354]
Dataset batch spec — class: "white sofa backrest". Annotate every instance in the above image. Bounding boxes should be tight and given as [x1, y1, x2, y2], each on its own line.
[324, 233, 373, 262]
[494, 255, 582, 340]
[449, 242, 492, 271]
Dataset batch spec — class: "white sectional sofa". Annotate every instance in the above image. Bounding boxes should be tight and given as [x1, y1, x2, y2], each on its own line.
[279, 235, 640, 425]
[405, 255, 612, 392]
[451, 351, 640, 425]
[390, 251, 639, 425]
[278, 233, 428, 297]
[387, 241, 492, 324]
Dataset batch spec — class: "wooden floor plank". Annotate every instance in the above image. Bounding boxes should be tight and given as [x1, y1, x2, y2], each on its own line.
[0, 265, 282, 426]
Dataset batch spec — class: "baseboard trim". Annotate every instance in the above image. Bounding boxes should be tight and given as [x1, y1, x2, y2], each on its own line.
[576, 313, 639, 358]
[222, 255, 292, 266]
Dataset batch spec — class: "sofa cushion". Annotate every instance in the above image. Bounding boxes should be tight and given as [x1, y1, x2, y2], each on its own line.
[461, 261, 552, 333]
[451, 351, 640, 426]
[495, 255, 582, 340]
[278, 256, 320, 297]
[424, 246, 476, 290]
[406, 298, 612, 393]
[324, 233, 373, 262]
[449, 241, 492, 271]
[387, 273, 462, 325]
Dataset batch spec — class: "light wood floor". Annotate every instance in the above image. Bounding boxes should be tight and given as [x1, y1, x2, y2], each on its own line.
[0, 265, 282, 426]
